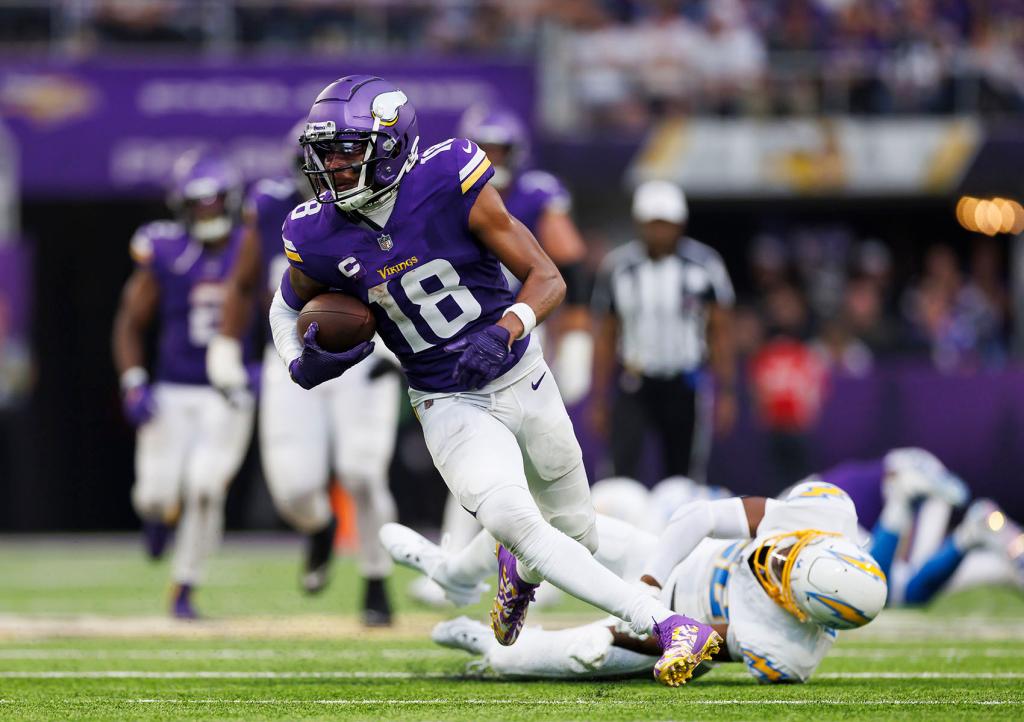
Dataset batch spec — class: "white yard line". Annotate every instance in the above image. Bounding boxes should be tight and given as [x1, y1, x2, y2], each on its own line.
[116, 699, 1022, 706]
[3, 670, 1024, 680]
[831, 648, 1024, 659]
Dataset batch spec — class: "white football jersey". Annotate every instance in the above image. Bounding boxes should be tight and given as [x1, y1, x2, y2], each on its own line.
[664, 481, 861, 683]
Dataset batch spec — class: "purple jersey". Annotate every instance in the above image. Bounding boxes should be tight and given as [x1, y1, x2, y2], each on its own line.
[500, 170, 570, 293]
[244, 176, 306, 311]
[129, 220, 249, 385]
[281, 138, 529, 393]
[502, 169, 571, 236]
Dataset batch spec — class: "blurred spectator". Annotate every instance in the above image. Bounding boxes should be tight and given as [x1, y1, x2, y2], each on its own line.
[92, 0, 199, 46]
[694, 0, 767, 115]
[903, 243, 1008, 372]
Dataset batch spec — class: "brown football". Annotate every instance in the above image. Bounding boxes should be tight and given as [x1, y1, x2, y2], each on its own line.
[296, 293, 376, 352]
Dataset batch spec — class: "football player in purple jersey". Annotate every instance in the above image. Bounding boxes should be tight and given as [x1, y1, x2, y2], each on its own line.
[112, 149, 255, 619]
[206, 122, 400, 626]
[268, 74, 720, 686]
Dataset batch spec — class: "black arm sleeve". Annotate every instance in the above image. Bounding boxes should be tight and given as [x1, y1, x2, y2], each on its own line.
[557, 260, 592, 307]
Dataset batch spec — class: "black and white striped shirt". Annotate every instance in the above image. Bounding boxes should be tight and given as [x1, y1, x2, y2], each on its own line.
[592, 237, 734, 377]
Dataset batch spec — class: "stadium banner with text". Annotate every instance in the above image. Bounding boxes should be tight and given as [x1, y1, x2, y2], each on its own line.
[0, 58, 534, 198]
[629, 117, 983, 197]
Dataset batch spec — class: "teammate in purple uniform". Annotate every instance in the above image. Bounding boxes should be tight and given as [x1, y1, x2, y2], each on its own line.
[112, 149, 255, 619]
[268, 74, 720, 686]
[206, 123, 400, 625]
[456, 104, 592, 404]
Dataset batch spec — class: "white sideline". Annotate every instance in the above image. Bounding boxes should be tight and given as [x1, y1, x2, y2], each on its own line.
[3, 670, 1024, 680]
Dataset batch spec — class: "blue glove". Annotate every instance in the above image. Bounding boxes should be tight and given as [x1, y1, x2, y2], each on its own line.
[443, 324, 511, 390]
[288, 322, 374, 390]
[122, 384, 156, 427]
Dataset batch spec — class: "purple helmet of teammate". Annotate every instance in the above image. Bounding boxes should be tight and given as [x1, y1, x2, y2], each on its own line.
[457, 104, 528, 190]
[168, 148, 242, 243]
[300, 75, 420, 212]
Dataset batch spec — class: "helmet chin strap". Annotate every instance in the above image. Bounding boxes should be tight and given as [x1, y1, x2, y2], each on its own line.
[192, 216, 232, 243]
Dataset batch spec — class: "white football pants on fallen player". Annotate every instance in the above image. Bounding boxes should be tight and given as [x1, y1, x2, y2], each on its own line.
[415, 359, 676, 636]
[132, 382, 254, 586]
[259, 344, 399, 578]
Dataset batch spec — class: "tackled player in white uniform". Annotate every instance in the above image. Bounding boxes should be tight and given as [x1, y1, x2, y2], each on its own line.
[433, 480, 887, 683]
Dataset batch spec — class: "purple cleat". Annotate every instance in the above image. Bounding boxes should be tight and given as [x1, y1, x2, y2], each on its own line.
[490, 545, 538, 646]
[142, 521, 171, 561]
[652, 614, 722, 687]
[171, 584, 198, 620]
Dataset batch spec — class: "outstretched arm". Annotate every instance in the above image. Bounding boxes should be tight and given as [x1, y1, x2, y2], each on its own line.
[640, 497, 767, 589]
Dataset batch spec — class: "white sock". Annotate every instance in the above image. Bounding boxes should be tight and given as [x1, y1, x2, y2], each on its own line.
[172, 493, 224, 586]
[475, 485, 674, 637]
[348, 475, 397, 578]
[443, 527, 500, 586]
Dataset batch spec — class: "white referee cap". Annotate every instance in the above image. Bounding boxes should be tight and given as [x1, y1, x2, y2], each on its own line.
[632, 180, 689, 224]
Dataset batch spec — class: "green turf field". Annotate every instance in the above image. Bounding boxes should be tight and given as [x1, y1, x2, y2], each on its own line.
[2, 536, 1023, 721]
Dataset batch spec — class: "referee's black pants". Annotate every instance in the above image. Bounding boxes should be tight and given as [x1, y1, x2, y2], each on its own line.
[610, 371, 698, 481]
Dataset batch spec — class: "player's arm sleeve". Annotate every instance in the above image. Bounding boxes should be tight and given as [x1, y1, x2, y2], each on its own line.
[269, 268, 305, 366]
[455, 139, 495, 220]
[739, 645, 806, 684]
[641, 498, 750, 587]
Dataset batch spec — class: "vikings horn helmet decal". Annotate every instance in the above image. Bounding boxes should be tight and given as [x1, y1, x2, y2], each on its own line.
[299, 75, 420, 212]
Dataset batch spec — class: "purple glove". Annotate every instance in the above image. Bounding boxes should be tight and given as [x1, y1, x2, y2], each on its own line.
[443, 324, 511, 390]
[122, 384, 156, 427]
[288, 322, 374, 390]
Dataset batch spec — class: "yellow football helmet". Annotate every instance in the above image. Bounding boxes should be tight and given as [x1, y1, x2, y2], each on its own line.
[752, 530, 887, 630]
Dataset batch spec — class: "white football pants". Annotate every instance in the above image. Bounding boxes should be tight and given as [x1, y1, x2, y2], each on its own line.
[132, 382, 254, 586]
[259, 345, 399, 578]
[416, 360, 675, 637]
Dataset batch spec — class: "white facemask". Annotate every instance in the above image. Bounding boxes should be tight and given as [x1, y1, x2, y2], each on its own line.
[192, 216, 232, 243]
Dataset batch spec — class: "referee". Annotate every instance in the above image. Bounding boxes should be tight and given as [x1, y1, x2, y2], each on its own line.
[591, 180, 737, 480]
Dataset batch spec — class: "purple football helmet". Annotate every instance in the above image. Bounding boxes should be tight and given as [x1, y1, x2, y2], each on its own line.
[457, 104, 528, 189]
[300, 75, 420, 212]
[168, 148, 242, 243]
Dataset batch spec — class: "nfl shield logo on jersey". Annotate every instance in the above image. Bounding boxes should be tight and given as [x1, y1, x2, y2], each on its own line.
[377, 233, 394, 251]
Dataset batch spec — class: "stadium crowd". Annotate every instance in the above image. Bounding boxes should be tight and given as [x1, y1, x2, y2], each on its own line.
[5, 1, 1024, 122]
[736, 233, 1013, 376]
